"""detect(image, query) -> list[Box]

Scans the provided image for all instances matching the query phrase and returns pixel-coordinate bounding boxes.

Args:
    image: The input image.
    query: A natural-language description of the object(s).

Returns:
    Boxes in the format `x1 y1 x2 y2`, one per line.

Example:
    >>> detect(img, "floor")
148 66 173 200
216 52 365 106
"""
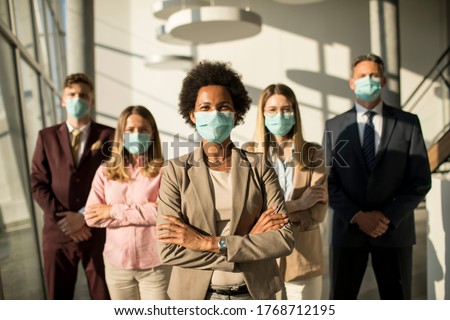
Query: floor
0 208 427 300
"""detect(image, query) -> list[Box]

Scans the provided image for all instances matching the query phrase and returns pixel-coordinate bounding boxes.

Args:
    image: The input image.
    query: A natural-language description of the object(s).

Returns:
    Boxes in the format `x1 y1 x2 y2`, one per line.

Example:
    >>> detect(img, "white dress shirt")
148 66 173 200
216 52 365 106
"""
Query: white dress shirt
66 121 91 165
355 102 383 154
272 149 295 201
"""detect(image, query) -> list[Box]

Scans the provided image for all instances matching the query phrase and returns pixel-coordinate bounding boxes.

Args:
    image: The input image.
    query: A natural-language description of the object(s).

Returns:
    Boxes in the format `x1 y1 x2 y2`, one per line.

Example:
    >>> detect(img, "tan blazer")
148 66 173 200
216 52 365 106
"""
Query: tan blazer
278 143 327 282
156 146 294 300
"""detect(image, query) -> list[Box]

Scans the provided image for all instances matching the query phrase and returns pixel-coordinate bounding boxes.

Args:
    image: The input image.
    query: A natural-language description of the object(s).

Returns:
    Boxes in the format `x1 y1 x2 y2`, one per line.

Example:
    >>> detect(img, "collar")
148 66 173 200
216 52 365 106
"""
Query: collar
66 121 92 134
355 101 383 117
269 144 294 165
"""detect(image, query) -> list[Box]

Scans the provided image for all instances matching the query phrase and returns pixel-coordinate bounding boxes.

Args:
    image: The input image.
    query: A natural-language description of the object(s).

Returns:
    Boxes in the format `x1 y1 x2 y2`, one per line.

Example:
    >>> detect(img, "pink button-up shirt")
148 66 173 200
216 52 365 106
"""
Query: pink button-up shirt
86 164 162 270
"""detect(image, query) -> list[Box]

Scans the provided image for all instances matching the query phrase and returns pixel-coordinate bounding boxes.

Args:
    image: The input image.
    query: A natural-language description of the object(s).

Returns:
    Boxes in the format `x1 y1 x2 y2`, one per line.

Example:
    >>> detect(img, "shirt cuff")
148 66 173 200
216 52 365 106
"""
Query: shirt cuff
350 211 361 224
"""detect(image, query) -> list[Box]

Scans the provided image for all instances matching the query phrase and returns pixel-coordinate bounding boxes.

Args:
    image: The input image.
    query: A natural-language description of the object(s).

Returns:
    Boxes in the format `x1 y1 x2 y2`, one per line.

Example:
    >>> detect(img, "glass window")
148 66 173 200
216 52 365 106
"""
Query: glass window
45 2 60 91
35 0 51 77
42 84 56 127
52 0 63 25
0 35 45 299
54 92 63 123
20 59 44 164
12 0 37 59
53 18 65 91
0 0 10 28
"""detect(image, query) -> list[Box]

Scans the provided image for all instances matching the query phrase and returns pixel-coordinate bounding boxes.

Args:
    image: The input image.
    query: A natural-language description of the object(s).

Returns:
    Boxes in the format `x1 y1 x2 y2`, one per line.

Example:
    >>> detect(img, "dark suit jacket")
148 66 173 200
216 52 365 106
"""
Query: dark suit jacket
31 121 115 244
324 104 431 247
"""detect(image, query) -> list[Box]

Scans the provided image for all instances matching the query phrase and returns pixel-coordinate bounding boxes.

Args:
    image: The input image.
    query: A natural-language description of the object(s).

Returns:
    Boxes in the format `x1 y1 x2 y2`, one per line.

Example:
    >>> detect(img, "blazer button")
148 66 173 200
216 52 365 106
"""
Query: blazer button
76 198 80 202
75 178 80 182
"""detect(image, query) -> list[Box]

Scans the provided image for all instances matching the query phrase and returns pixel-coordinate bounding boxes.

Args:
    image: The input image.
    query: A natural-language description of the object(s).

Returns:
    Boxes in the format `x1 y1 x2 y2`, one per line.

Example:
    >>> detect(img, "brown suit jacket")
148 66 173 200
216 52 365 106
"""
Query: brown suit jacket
278 143 327 282
156 147 294 300
31 122 115 243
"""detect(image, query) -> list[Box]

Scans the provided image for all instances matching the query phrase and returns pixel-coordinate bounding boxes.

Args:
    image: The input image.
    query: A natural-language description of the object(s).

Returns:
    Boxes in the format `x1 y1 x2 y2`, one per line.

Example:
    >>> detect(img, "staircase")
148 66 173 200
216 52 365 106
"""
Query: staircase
428 127 450 173
402 46 450 174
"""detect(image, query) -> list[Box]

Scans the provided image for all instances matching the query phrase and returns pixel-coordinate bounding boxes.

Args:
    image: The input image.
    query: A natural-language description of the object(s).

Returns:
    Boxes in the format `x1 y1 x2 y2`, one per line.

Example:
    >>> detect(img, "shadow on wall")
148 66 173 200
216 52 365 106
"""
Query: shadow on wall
443 180 450 299
426 231 443 299
427 178 450 299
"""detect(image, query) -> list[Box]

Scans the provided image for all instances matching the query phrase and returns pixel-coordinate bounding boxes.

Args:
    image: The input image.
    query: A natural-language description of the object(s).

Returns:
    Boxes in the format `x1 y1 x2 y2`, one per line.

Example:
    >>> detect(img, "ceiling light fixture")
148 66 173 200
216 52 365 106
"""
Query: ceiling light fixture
152 0 209 20
145 54 194 70
156 24 193 45
273 0 327 4
165 4 262 44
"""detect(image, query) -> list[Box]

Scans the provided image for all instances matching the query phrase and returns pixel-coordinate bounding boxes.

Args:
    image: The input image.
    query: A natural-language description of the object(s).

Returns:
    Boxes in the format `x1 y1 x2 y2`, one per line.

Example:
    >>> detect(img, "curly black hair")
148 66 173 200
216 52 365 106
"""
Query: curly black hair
178 60 252 127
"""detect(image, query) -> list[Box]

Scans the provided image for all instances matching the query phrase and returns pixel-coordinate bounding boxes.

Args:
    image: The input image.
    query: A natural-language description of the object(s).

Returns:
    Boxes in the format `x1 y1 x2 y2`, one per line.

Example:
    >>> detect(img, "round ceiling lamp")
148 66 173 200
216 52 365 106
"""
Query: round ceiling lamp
156 24 193 45
152 0 210 20
166 6 262 44
273 0 326 4
145 54 194 70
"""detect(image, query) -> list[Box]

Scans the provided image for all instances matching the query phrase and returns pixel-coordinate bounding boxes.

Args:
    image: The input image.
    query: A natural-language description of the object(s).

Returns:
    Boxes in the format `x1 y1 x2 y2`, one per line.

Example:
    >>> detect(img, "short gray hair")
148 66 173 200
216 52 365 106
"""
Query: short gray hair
351 53 385 75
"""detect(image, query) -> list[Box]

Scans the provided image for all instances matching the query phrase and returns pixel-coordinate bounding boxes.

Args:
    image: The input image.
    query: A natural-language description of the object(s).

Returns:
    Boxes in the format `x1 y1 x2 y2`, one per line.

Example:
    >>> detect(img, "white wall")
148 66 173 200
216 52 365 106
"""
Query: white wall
93 0 449 300
400 0 450 146
94 0 449 157
427 176 450 299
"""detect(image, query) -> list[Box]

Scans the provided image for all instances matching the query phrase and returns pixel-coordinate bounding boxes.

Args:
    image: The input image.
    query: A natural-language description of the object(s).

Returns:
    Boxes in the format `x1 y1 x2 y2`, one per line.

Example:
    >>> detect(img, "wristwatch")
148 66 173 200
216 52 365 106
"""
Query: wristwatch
218 236 227 256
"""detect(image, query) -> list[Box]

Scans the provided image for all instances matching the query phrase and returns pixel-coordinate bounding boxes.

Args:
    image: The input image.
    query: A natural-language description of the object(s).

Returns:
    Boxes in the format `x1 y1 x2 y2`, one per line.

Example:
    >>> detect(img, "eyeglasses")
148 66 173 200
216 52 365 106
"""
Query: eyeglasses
263 108 294 116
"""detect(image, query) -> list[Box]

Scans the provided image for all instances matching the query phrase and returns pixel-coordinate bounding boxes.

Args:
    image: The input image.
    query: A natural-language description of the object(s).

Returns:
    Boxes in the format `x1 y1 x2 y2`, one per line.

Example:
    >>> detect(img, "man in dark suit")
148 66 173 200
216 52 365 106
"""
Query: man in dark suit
323 54 431 299
31 73 114 299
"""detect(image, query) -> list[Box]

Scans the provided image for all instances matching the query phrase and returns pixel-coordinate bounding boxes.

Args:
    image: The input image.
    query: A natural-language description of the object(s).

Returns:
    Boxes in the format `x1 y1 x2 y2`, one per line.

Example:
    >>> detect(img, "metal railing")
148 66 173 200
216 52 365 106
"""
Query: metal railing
402 45 450 112
401 47 450 161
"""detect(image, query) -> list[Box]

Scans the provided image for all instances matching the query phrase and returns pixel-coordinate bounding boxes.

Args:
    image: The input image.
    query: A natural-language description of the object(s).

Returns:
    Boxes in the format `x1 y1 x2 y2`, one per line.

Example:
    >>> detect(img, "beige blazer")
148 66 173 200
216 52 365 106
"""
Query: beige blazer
278 143 327 282
156 146 294 300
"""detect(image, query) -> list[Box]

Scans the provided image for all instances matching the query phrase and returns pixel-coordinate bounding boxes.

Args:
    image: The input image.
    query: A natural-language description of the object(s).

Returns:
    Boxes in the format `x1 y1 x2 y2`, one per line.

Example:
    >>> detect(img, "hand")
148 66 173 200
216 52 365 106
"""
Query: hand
85 204 112 225
353 211 390 238
156 215 216 252
68 225 92 243
56 211 86 235
250 206 289 234
294 185 328 211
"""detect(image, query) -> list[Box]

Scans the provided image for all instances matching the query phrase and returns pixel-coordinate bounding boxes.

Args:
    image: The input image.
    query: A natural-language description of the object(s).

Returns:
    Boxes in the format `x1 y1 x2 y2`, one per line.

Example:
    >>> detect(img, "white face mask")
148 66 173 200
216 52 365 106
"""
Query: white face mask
194 111 235 143
264 112 295 137
65 97 89 119
354 76 381 102
123 132 152 154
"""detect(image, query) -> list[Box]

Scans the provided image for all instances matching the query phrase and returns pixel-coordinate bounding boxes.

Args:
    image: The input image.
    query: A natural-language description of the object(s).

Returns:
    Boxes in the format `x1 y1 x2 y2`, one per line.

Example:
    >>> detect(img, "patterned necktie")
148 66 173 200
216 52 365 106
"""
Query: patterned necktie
71 129 82 165
362 111 376 172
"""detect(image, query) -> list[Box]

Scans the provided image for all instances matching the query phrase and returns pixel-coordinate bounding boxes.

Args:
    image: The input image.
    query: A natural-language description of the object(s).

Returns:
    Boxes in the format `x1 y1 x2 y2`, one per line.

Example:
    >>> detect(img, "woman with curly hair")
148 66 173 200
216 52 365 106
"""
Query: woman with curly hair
156 61 294 300
85 106 171 299
253 84 328 300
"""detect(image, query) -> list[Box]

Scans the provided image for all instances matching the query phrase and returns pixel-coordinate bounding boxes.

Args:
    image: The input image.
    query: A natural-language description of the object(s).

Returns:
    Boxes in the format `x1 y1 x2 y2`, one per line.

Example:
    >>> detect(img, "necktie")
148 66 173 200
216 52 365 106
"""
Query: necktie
71 129 82 165
362 111 376 172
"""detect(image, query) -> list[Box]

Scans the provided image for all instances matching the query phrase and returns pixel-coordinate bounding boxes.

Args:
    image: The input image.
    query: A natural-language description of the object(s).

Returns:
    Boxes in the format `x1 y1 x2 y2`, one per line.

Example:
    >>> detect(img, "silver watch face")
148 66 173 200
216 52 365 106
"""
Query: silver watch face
218 238 227 248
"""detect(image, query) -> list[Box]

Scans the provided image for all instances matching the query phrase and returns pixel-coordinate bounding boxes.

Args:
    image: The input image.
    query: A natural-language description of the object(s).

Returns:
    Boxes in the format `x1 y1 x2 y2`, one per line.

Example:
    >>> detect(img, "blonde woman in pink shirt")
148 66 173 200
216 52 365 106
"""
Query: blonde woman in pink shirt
85 106 170 300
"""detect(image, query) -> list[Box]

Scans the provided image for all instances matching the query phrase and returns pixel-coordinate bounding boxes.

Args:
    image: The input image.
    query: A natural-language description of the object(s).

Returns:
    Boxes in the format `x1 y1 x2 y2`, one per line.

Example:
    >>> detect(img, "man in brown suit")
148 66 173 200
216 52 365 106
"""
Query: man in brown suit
31 73 114 299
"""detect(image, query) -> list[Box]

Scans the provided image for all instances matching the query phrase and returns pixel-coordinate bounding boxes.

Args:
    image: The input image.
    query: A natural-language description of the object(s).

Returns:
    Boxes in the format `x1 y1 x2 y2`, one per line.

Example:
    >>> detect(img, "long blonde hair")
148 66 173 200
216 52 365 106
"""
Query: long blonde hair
105 105 163 181
254 83 310 169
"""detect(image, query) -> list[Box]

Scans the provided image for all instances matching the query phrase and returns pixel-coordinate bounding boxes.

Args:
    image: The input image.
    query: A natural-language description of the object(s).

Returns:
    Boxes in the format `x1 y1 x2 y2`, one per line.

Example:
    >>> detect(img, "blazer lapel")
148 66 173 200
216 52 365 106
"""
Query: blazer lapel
373 104 396 169
58 123 75 168
78 122 99 167
291 165 309 200
228 148 250 236
342 108 366 169
187 147 216 235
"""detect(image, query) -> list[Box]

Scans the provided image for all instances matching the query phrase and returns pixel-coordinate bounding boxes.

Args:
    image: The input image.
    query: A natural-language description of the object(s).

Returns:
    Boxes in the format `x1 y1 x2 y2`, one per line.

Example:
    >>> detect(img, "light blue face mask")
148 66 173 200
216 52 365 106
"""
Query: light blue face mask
354 76 381 102
123 132 152 155
65 97 90 119
195 111 235 143
264 112 295 137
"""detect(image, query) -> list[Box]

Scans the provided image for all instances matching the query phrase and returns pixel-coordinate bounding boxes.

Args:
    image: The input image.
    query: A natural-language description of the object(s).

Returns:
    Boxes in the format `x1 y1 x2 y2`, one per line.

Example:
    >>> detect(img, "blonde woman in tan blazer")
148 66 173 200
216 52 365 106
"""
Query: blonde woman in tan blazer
253 84 328 300
156 61 294 300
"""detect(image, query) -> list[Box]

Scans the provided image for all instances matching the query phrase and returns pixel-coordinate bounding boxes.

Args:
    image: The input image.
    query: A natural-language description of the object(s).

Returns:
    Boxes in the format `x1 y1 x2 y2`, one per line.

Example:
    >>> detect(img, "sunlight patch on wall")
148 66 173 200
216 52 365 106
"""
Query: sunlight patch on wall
324 42 351 80
326 94 352 117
